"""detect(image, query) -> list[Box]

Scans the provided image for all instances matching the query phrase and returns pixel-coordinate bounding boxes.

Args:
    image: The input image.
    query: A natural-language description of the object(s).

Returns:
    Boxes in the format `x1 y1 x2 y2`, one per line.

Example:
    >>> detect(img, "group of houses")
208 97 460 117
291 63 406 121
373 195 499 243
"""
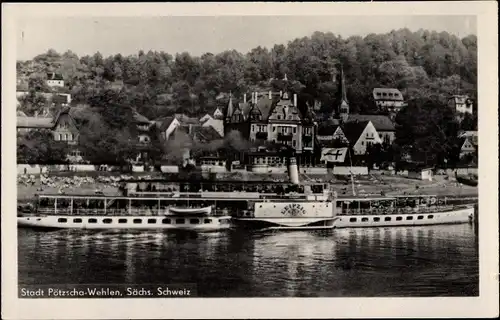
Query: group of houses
16 70 477 168
16 72 72 109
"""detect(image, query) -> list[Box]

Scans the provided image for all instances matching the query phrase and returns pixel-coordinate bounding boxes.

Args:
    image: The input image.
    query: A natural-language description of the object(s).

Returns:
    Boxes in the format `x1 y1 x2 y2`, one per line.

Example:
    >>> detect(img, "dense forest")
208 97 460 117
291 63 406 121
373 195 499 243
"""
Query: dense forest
17 28 477 120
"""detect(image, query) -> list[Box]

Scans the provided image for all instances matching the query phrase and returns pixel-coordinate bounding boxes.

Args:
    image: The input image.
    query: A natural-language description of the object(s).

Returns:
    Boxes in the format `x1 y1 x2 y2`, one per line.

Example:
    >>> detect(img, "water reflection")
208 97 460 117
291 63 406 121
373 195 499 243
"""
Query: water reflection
18 224 478 297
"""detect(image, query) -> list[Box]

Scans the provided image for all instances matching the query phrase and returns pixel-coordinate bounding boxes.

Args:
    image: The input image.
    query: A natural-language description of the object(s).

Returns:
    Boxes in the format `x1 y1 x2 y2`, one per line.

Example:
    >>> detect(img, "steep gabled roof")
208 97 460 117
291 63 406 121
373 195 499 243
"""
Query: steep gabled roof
347 114 395 131
154 116 176 131
238 102 252 119
191 125 222 142
317 123 341 136
174 113 199 125
255 95 276 121
342 120 370 145
133 111 150 124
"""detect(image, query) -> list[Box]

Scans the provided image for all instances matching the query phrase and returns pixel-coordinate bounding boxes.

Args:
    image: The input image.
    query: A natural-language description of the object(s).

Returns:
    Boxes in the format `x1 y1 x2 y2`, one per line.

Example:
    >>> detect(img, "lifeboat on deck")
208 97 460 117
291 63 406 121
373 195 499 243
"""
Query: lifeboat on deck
167 206 212 215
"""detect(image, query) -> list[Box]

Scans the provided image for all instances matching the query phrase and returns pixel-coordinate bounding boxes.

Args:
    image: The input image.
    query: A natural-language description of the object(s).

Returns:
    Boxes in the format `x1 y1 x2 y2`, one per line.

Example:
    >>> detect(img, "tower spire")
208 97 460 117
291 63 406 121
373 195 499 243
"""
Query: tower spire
339 64 348 104
225 92 234 121
337 64 349 122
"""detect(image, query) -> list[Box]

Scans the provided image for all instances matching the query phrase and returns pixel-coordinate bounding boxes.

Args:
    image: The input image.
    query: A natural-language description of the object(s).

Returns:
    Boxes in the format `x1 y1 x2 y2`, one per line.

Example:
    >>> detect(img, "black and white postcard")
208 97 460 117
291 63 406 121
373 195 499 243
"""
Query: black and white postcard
2 2 498 319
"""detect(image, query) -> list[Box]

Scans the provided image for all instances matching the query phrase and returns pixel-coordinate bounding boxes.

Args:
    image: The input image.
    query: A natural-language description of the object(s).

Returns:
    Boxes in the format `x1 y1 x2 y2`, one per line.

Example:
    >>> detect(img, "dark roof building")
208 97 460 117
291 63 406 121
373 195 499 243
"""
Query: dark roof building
342 120 370 146
346 114 395 131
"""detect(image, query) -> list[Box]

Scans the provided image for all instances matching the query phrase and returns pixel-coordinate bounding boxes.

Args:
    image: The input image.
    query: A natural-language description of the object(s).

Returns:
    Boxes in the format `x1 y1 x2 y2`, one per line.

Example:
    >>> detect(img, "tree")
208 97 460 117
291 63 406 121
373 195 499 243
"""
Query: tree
18 90 49 116
394 98 459 167
17 130 69 164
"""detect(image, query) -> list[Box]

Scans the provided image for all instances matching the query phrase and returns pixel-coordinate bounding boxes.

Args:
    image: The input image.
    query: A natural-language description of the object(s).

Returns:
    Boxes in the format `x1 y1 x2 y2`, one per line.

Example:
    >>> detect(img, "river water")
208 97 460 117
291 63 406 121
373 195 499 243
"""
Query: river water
18 224 478 297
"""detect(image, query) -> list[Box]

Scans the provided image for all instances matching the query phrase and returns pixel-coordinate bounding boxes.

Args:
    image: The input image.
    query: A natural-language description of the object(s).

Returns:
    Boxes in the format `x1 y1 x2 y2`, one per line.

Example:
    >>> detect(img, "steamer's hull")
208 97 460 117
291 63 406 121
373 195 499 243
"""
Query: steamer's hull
333 207 474 228
17 215 232 231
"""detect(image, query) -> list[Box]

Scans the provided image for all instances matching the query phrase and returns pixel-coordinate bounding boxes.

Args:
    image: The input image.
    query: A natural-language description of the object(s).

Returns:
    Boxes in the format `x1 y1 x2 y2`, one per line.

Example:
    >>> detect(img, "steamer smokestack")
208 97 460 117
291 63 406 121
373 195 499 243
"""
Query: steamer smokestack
287 156 300 185
244 93 247 104
293 93 297 107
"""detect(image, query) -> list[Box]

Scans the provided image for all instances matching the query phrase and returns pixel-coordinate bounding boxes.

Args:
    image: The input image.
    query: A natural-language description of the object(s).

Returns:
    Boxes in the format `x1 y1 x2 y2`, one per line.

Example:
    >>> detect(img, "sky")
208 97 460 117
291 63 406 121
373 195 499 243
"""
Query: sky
16 15 476 60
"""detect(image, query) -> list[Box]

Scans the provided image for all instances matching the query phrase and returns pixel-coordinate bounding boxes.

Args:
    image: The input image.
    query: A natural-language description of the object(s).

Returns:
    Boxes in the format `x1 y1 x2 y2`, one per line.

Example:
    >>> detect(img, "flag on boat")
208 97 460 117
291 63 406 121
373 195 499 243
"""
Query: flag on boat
321 147 348 163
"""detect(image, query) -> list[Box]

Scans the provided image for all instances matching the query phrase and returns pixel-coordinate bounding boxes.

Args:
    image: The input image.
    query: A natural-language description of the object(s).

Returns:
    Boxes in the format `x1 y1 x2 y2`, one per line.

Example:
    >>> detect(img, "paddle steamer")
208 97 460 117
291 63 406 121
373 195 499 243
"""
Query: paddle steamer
17 157 476 230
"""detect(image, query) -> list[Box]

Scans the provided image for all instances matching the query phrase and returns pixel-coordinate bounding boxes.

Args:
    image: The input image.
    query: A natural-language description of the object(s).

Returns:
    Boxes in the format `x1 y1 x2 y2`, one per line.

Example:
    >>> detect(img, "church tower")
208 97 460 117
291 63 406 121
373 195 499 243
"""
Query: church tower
337 64 349 123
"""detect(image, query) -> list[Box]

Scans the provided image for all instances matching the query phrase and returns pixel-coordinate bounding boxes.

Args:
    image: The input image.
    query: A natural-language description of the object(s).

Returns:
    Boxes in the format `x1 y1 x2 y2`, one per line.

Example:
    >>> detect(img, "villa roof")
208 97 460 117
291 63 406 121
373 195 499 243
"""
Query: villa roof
347 114 395 131
254 95 275 121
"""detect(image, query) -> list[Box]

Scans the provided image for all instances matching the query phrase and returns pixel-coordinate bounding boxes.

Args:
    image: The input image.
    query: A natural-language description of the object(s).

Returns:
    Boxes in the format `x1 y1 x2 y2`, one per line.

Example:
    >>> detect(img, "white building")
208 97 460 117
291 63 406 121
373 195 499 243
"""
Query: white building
448 95 474 115
373 88 407 112
46 72 64 88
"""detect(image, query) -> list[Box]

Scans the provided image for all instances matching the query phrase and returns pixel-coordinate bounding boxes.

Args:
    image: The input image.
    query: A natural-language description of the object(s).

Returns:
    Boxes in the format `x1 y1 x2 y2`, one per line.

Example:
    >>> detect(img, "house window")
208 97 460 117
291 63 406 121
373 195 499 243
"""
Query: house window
68 133 73 141
293 127 296 134
292 140 296 147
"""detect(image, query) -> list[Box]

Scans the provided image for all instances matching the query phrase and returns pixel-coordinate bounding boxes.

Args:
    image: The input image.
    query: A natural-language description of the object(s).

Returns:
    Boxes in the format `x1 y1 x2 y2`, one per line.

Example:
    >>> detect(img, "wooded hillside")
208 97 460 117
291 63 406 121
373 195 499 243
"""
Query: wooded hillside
17 28 477 119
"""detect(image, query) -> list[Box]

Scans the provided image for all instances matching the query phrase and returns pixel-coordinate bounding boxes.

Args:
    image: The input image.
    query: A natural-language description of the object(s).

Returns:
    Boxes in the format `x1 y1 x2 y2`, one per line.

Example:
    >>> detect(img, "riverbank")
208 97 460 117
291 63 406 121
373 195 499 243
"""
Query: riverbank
17 170 478 204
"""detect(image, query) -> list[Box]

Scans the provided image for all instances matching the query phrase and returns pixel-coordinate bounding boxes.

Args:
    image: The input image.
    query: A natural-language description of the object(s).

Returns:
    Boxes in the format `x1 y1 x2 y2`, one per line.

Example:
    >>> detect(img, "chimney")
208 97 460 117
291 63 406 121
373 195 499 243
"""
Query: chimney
293 94 297 107
254 92 259 104
251 92 255 104
244 93 247 104
287 156 300 185
269 91 272 99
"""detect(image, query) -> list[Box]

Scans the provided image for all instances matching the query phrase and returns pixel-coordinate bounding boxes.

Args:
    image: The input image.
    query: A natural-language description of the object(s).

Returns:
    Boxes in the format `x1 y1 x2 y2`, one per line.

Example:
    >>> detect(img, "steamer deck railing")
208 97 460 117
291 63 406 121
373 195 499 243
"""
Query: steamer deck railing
33 208 232 217
337 204 472 216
